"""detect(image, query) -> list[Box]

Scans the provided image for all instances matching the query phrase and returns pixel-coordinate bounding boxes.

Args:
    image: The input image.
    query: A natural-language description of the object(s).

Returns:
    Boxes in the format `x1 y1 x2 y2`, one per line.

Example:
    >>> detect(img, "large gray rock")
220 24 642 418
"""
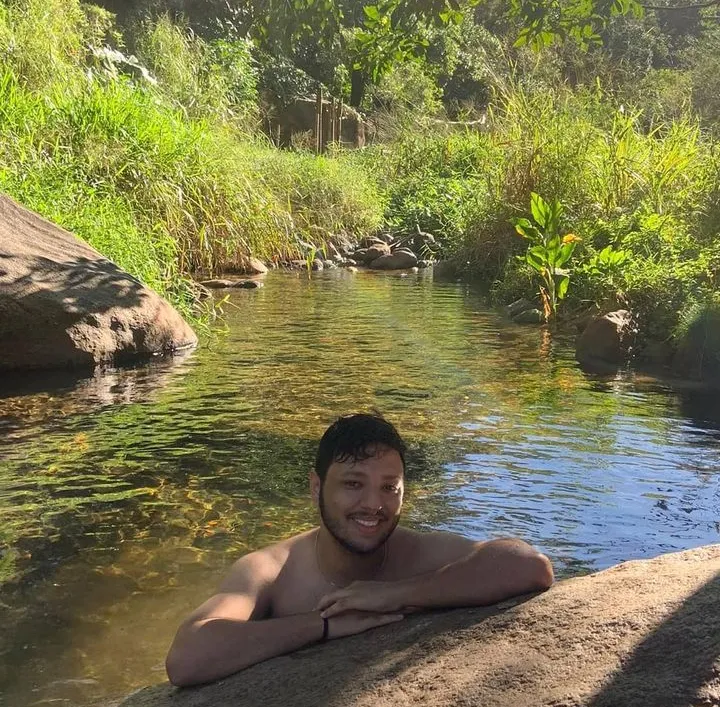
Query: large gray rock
370 250 418 270
576 309 635 367
122 545 720 707
0 194 197 371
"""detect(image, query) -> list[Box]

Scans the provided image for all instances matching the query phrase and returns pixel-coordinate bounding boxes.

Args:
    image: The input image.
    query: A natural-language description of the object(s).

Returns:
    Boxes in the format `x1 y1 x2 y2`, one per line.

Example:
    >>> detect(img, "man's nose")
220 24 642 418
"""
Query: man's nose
359 486 383 512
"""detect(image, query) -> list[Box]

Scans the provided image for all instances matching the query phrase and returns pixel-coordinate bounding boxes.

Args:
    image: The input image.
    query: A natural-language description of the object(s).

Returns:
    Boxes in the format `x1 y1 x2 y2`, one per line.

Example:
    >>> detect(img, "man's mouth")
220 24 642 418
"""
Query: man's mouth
349 516 385 533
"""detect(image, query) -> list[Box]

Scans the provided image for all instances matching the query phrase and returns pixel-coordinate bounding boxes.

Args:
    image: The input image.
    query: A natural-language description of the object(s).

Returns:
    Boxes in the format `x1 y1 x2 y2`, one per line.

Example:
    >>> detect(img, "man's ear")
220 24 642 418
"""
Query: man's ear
310 471 321 506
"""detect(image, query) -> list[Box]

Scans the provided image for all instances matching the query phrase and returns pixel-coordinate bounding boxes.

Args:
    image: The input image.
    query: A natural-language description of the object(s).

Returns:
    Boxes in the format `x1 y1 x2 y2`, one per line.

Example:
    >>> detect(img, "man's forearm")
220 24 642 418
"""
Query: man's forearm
396 539 553 609
166 611 324 686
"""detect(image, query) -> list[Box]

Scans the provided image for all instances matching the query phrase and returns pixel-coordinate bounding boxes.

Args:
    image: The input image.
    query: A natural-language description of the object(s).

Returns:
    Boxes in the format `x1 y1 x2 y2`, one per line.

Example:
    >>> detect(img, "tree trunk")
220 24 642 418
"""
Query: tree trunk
350 69 367 109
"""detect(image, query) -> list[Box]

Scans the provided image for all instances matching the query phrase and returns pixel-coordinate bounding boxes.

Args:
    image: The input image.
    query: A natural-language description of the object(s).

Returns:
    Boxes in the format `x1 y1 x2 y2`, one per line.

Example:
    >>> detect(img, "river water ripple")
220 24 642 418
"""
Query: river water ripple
1 270 719 706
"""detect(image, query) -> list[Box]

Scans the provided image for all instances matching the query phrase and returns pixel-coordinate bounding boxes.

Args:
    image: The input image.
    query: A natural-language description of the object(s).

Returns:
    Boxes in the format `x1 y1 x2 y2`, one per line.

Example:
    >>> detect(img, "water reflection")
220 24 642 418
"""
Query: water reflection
1 270 719 707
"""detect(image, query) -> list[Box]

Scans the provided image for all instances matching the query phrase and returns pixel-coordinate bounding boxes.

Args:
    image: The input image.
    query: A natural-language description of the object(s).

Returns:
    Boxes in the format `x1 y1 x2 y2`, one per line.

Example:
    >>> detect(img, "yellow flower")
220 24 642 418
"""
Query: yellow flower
562 233 582 244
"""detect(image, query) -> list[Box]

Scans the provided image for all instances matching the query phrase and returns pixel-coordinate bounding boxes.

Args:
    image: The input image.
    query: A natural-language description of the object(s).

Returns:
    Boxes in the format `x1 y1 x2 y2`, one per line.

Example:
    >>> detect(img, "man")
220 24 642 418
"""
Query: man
166 413 553 687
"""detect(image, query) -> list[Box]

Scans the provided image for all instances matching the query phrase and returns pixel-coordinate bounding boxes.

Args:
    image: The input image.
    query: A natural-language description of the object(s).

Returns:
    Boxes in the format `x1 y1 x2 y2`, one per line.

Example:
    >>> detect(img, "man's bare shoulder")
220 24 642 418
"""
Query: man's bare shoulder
389 526 479 577
218 528 315 593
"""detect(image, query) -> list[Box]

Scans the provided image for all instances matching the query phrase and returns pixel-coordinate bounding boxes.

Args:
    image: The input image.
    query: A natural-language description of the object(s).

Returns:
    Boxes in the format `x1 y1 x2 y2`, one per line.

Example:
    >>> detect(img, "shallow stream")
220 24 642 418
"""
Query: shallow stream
1 270 719 706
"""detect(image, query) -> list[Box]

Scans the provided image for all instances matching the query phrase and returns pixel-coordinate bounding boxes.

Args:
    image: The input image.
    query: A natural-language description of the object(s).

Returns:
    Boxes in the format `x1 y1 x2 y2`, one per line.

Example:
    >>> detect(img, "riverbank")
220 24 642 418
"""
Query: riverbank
1 1 718 362
121 544 720 707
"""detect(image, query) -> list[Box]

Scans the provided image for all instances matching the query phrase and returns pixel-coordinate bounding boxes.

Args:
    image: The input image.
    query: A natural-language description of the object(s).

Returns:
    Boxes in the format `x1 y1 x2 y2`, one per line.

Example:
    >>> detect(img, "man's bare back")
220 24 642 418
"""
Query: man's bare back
166 414 553 687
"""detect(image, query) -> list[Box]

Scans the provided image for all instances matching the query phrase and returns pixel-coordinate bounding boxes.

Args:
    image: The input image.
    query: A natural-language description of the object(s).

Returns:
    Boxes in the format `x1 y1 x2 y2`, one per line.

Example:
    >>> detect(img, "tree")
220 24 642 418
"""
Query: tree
95 0 658 107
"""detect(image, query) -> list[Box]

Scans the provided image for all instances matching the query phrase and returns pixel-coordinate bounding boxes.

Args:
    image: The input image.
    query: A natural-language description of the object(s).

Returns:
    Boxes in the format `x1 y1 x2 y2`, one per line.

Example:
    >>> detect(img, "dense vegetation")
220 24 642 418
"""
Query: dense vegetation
1 0 719 360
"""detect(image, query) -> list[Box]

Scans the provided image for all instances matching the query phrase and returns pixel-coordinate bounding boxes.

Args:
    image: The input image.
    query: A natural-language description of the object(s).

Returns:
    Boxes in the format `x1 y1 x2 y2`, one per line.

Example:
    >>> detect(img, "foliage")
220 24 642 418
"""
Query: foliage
509 0 644 50
674 292 720 379
511 193 581 321
0 1 384 320
135 14 258 123
364 129 501 251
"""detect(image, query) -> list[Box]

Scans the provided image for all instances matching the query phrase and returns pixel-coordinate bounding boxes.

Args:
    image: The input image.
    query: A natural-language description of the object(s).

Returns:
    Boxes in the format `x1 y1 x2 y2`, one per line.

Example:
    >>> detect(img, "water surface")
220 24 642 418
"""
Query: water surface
1 270 719 706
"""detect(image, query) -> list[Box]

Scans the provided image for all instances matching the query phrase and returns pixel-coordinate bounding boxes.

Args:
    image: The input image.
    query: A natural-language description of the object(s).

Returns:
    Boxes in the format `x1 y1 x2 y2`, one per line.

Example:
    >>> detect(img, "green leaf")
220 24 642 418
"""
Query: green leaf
363 5 380 21
526 245 547 272
556 241 576 267
557 275 570 300
530 192 548 228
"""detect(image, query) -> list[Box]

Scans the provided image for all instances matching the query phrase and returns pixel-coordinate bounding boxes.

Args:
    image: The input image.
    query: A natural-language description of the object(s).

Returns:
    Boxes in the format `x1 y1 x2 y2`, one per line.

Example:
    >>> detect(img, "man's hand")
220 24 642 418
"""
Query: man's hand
325 609 404 638
316 581 410 619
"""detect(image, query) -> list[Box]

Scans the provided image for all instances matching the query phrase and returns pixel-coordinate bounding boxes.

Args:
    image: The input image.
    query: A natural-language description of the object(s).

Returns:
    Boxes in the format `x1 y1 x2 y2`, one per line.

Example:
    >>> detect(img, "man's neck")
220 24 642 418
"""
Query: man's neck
315 527 387 587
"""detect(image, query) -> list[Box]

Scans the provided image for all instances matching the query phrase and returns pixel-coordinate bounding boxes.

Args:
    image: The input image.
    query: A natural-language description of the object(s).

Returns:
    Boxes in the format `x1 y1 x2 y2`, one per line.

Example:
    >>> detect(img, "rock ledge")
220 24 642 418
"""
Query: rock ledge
122 544 720 707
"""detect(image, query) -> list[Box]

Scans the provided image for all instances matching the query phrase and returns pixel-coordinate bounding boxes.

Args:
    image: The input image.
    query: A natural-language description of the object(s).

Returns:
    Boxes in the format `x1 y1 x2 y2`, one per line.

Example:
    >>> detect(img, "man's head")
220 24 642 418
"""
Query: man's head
311 413 407 555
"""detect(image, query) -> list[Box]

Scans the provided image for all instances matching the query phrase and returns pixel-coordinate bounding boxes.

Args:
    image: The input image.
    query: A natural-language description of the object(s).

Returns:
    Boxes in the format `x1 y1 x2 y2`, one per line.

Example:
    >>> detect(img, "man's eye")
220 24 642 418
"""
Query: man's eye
383 485 399 493
344 481 361 489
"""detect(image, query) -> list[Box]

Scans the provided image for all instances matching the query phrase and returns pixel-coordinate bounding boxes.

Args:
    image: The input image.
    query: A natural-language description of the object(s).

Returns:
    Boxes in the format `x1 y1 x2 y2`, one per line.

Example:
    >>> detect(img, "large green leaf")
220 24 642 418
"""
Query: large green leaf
530 192 549 229
557 274 570 300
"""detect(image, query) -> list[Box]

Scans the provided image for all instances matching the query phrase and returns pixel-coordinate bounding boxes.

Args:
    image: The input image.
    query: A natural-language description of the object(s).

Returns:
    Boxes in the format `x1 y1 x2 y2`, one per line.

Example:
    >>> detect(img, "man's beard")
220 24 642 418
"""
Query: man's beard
318 484 399 555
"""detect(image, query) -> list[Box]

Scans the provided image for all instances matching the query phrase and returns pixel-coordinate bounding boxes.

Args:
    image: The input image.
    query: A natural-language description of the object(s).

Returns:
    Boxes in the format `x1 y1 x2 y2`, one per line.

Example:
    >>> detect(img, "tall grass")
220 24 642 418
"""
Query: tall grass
376 80 719 338
0 0 384 317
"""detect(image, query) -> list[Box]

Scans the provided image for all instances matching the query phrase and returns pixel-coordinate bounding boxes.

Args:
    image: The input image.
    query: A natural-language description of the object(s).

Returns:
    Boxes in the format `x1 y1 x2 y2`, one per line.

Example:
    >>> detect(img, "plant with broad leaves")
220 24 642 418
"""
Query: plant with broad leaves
511 193 581 322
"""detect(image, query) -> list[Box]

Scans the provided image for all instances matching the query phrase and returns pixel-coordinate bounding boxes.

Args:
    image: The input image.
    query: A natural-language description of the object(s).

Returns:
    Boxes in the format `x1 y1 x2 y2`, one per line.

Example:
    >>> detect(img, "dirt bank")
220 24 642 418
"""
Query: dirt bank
122 545 720 707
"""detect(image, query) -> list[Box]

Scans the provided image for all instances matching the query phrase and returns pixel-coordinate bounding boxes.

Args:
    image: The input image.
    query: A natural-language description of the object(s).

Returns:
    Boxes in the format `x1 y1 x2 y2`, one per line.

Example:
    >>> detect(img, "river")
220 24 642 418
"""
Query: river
1 269 719 706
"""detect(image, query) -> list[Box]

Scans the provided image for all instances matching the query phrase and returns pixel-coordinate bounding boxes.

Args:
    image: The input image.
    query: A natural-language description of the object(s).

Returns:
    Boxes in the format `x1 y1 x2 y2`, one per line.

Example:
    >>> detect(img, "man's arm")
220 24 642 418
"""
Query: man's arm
165 550 323 686
317 534 553 618
166 549 404 687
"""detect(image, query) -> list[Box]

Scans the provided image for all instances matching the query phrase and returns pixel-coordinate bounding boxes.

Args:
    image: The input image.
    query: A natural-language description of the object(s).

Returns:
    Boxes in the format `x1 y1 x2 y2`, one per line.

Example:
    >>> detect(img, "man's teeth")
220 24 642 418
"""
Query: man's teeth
353 518 379 527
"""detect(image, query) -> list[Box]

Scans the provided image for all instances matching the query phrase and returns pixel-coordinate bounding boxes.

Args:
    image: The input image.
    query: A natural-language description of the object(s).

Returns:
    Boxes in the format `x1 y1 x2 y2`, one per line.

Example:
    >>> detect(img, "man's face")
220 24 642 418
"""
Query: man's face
313 445 404 555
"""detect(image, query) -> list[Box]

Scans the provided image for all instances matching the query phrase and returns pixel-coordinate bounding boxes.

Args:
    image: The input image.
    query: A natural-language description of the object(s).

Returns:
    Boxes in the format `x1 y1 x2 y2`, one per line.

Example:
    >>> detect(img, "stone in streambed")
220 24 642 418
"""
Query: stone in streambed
370 250 418 270
245 258 267 275
505 298 534 318
200 279 235 289
0 193 197 371
576 309 635 367
364 243 392 263
513 308 545 324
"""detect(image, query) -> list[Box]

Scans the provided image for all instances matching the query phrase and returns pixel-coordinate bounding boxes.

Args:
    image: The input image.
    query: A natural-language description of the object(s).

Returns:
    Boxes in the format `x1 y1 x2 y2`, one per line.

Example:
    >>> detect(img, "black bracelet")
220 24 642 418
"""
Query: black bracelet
320 616 329 643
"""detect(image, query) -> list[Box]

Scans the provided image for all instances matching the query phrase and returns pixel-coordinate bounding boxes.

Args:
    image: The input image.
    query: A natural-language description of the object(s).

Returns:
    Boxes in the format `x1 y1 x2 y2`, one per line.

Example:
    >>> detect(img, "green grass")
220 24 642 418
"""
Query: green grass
0 0 384 319
374 82 720 342
1 0 717 347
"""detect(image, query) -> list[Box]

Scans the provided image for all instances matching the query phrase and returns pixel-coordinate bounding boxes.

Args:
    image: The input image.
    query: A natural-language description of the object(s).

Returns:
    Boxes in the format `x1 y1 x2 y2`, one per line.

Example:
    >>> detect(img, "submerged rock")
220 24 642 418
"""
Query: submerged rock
0 194 197 371
505 298 534 318
200 279 263 289
200 279 235 288
234 280 264 289
121 545 720 707
513 307 544 324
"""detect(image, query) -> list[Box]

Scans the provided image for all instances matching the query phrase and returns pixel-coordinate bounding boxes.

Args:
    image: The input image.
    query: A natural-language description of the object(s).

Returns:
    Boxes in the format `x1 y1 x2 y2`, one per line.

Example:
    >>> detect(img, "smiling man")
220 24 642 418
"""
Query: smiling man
166 413 554 687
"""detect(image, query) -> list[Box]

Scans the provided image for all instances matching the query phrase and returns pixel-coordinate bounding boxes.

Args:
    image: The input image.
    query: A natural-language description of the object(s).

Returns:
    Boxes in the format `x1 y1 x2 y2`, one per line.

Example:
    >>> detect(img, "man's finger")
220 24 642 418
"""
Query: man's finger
315 592 343 611
374 613 404 625
320 600 348 618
